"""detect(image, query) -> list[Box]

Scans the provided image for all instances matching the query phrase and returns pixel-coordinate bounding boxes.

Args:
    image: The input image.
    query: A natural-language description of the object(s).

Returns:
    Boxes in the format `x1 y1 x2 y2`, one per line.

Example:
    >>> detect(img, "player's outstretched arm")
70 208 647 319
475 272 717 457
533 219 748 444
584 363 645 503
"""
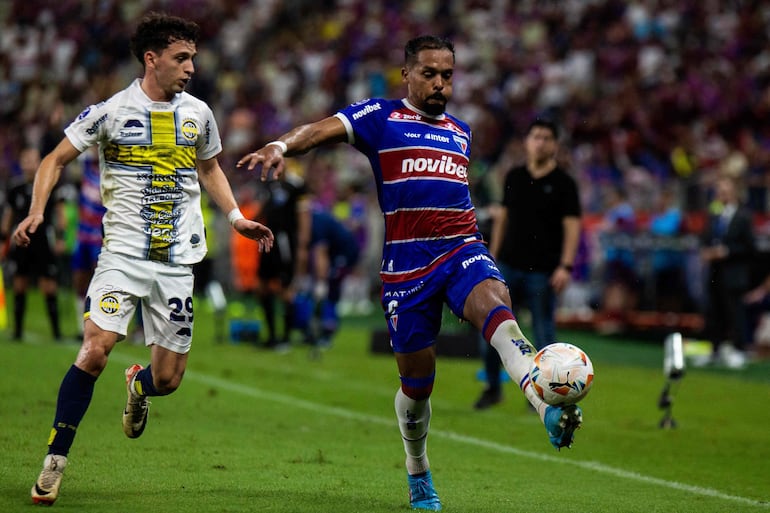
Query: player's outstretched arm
197 156 274 252
13 138 80 247
236 116 348 181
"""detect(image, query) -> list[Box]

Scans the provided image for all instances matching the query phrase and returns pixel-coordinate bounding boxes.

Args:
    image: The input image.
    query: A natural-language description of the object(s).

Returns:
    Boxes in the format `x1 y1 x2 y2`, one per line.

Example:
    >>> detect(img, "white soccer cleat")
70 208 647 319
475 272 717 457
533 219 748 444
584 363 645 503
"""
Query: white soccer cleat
31 454 67 505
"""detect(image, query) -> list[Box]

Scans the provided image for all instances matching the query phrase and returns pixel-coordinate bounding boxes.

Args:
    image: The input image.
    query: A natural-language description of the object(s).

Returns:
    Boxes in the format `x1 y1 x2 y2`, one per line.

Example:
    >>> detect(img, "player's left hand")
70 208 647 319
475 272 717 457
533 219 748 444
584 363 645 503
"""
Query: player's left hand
233 219 274 252
236 145 286 182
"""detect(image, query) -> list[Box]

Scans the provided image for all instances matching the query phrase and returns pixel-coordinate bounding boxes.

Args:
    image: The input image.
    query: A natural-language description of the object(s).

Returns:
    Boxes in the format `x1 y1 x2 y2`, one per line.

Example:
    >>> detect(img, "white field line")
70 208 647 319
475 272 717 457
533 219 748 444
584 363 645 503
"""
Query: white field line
106 351 769 509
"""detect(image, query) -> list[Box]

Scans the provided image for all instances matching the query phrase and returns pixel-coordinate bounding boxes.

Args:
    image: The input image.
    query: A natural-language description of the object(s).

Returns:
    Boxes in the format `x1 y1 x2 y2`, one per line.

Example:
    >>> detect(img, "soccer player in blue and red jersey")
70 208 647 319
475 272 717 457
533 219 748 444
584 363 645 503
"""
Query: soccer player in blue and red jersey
239 35 584 511
71 150 107 332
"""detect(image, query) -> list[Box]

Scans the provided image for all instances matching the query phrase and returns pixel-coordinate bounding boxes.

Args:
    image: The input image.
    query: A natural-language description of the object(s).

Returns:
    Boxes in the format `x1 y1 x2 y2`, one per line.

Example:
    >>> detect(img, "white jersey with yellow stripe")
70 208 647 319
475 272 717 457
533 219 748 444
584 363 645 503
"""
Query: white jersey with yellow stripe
65 79 222 265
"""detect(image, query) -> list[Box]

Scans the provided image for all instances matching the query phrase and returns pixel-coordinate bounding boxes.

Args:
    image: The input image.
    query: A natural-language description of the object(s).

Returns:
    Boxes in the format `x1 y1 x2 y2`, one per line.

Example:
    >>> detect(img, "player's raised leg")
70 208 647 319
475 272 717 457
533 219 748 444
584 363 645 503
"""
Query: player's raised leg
466 280 584 449
484 304 583 448
124 342 189 438
123 363 150 438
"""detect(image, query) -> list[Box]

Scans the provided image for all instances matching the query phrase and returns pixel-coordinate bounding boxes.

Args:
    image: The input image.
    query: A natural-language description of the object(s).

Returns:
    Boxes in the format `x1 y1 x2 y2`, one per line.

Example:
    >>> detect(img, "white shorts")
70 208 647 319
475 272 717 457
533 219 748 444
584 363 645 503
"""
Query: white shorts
85 249 195 354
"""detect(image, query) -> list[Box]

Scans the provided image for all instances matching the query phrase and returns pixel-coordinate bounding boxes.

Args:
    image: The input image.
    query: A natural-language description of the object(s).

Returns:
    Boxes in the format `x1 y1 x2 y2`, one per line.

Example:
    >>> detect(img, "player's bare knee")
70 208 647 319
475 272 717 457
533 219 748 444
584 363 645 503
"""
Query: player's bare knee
74 340 110 375
464 279 511 328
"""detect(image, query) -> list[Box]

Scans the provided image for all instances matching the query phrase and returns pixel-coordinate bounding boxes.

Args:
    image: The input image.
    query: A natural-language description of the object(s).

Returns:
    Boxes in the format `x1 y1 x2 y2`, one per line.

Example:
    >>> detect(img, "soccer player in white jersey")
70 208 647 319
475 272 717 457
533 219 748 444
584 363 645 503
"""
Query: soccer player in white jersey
238 35 584 511
14 12 274 506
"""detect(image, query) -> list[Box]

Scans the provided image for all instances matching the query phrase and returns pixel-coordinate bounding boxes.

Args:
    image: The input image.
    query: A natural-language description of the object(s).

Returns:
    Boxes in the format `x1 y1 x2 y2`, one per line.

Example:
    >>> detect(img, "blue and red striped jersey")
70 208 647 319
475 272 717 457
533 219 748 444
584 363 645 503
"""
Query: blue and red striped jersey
77 153 106 246
335 98 481 284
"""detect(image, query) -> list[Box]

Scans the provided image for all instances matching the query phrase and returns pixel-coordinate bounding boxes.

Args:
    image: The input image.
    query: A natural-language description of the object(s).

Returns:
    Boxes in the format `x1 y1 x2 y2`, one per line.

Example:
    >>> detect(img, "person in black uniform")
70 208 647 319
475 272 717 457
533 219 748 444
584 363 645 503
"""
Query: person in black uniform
255 170 308 349
474 118 582 409
0 147 63 340
700 174 755 368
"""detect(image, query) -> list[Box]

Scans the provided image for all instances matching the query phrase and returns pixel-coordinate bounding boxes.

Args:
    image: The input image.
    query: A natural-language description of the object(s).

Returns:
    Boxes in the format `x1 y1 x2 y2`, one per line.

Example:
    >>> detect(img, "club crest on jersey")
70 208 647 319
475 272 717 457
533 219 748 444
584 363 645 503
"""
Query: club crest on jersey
181 119 199 141
453 135 468 153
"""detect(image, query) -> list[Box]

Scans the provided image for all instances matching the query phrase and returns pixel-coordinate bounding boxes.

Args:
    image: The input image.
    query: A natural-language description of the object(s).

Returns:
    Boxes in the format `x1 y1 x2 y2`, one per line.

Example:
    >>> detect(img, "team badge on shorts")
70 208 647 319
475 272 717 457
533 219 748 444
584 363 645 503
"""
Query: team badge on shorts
99 294 120 315
387 300 399 331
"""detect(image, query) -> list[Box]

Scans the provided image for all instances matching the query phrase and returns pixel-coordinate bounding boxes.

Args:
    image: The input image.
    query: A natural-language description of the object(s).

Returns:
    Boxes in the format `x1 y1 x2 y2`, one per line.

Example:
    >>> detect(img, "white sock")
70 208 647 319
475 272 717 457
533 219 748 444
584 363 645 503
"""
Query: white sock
394 388 431 475
488 319 548 420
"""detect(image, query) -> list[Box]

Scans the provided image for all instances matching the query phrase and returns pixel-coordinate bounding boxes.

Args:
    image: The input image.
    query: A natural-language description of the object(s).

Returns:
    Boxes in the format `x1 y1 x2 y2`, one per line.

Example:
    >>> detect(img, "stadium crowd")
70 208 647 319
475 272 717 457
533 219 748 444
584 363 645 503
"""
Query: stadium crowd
2 0 770 348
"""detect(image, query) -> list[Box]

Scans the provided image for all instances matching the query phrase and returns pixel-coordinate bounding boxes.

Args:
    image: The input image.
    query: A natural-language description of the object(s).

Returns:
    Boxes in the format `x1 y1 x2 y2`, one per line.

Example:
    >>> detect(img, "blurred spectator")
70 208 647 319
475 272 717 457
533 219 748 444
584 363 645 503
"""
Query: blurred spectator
293 208 360 351
229 184 262 312
0 146 62 340
700 175 756 368
596 184 638 334
254 166 309 349
331 178 374 316
745 271 770 352
649 186 688 312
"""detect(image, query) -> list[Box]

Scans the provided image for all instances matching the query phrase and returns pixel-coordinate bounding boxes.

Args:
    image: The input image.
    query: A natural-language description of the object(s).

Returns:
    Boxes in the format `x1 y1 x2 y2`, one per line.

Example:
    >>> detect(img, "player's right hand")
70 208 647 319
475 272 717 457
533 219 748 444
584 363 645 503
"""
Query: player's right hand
232 218 274 253
236 144 286 182
12 214 44 247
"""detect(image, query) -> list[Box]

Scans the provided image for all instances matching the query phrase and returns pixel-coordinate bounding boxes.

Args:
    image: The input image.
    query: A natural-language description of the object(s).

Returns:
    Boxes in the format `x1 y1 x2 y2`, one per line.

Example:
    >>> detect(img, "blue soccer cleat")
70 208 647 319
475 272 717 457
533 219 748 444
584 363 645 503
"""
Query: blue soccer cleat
544 404 583 449
407 470 442 511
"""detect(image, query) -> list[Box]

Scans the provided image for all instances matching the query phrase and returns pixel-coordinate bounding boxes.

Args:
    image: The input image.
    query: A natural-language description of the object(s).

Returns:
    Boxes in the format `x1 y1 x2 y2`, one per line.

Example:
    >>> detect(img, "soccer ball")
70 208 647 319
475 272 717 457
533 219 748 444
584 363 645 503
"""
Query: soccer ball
530 342 594 406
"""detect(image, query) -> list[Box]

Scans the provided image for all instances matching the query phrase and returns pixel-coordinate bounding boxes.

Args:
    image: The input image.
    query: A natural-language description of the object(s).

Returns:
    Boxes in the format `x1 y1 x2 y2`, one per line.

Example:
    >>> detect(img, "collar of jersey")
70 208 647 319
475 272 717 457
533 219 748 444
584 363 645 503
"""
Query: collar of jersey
401 98 446 120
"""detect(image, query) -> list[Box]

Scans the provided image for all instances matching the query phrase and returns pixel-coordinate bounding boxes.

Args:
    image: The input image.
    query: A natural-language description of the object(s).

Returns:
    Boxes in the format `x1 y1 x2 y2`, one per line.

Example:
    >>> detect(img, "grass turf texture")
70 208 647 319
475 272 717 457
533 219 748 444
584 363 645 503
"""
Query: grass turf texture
1 291 769 512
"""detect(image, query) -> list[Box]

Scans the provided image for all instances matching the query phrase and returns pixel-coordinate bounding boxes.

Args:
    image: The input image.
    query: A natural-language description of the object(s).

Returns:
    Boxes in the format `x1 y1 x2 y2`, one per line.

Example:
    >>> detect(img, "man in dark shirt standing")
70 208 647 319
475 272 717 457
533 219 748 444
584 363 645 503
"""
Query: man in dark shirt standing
255 171 308 349
475 118 582 409
0 146 63 341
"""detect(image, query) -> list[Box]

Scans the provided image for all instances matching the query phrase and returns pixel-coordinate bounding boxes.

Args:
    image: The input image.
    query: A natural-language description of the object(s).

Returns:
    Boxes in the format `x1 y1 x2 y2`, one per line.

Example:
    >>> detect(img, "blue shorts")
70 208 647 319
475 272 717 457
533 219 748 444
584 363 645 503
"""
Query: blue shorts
380 242 505 354
71 241 102 272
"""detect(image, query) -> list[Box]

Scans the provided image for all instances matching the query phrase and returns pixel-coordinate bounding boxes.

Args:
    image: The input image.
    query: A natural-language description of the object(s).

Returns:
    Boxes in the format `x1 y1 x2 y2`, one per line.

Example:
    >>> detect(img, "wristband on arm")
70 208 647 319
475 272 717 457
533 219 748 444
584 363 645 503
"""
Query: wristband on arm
266 140 287 154
227 208 245 226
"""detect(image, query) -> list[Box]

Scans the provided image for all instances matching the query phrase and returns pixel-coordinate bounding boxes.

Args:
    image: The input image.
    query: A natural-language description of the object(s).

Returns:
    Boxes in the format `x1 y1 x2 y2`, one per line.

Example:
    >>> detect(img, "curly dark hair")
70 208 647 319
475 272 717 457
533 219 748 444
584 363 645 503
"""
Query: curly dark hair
129 12 200 66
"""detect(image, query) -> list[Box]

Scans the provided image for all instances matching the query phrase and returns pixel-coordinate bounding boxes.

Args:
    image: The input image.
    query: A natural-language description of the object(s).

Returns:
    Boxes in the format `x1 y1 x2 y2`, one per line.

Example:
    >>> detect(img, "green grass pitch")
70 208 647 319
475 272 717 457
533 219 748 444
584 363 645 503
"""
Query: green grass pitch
1 291 769 512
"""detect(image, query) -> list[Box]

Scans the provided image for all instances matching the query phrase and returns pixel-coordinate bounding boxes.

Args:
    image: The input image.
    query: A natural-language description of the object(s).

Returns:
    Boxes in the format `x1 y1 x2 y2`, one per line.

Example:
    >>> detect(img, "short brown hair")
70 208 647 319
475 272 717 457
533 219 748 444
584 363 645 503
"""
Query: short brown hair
129 12 200 66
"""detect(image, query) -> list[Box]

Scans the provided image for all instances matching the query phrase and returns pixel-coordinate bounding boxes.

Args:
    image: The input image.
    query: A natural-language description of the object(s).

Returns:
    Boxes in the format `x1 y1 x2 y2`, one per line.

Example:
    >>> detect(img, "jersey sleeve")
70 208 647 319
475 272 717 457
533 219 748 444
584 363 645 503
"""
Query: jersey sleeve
196 103 223 161
335 98 388 154
64 101 111 152
562 174 582 217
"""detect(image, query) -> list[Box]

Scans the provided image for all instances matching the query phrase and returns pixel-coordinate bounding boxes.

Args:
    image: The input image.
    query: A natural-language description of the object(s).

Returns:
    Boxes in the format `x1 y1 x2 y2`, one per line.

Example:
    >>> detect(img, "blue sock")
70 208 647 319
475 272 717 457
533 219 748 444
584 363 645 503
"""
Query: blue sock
135 365 163 396
48 365 97 456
